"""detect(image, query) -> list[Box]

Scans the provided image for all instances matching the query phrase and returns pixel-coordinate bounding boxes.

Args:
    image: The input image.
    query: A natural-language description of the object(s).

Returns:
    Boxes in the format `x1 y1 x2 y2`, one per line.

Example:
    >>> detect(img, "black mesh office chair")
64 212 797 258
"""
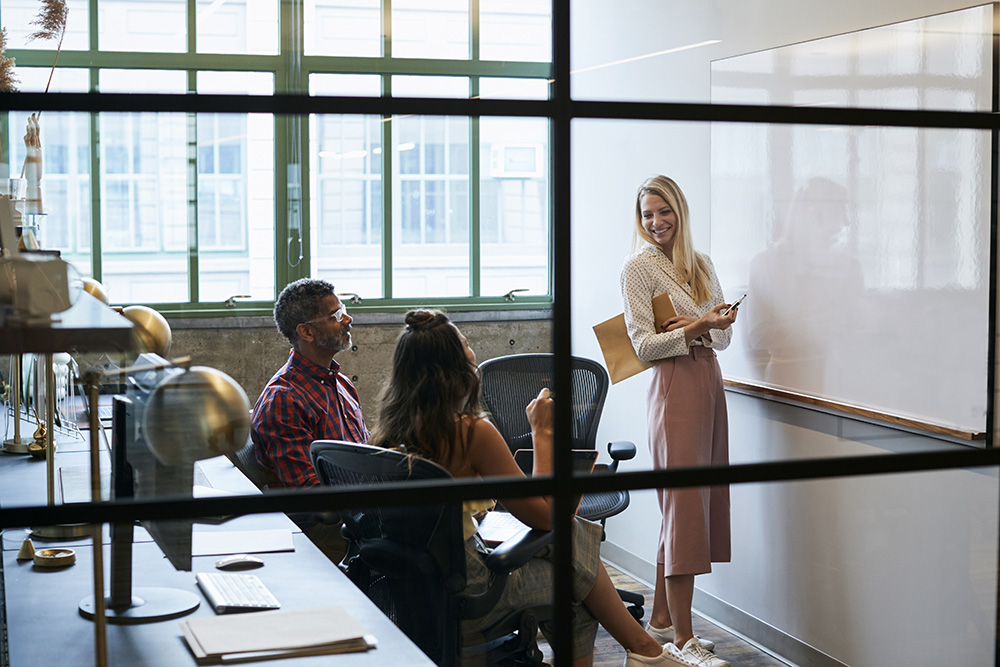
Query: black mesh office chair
310 440 553 667
477 353 644 621
228 434 345 561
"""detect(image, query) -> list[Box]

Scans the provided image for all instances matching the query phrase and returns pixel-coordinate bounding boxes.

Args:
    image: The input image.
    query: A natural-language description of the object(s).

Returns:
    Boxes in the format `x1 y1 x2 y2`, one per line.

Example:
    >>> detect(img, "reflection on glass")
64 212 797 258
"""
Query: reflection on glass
710 5 991 433
744 177 861 390
100 70 188 302
6 67 92 274
196 71 275 302
196 0 279 55
309 74 383 297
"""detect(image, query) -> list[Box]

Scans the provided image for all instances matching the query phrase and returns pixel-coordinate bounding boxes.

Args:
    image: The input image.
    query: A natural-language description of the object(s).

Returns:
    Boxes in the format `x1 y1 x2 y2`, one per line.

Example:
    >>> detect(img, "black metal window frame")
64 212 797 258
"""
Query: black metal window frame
2 1 1000 664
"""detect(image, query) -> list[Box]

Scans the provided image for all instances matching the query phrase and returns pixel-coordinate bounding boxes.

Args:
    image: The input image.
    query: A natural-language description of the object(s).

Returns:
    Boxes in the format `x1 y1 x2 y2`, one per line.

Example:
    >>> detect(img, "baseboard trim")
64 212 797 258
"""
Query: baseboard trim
601 542 848 667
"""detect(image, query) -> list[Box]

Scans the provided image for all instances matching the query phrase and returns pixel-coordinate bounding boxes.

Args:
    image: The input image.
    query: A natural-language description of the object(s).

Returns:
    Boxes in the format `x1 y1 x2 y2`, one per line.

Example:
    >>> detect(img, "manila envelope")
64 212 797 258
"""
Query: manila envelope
593 292 676 384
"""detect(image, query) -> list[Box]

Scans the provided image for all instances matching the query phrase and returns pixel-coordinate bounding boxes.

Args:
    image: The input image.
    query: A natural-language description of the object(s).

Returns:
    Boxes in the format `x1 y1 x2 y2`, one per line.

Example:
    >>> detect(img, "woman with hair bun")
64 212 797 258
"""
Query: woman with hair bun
372 309 692 667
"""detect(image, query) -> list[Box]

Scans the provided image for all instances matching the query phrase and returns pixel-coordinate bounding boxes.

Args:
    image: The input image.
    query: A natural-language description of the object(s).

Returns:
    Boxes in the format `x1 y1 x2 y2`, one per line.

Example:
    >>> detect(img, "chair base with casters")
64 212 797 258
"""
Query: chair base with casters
310 439 553 667
477 354 645 623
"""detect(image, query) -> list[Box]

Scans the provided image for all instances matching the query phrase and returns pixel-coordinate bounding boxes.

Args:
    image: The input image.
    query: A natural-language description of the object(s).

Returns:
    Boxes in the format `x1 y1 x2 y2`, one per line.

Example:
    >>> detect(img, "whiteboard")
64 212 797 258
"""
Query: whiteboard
710 5 994 436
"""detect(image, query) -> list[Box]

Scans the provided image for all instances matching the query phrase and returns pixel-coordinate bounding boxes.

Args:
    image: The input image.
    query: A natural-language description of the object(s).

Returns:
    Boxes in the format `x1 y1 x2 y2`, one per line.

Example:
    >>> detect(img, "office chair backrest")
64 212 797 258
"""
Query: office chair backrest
477 355 644 621
478 353 609 457
309 440 466 665
227 434 280 490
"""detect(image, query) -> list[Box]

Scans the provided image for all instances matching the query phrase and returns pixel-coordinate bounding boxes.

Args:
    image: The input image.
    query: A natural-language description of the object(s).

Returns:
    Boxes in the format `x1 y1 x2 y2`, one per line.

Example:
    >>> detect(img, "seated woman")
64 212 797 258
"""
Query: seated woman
369 309 692 667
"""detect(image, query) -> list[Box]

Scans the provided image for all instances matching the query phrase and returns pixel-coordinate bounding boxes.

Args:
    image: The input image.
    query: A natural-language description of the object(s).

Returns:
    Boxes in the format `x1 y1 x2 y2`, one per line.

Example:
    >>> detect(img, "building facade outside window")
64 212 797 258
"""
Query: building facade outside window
1 0 553 311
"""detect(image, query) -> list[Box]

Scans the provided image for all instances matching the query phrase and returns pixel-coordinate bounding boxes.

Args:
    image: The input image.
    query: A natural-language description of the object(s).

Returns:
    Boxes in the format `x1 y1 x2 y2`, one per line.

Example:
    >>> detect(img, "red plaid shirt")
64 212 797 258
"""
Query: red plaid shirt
251 350 369 488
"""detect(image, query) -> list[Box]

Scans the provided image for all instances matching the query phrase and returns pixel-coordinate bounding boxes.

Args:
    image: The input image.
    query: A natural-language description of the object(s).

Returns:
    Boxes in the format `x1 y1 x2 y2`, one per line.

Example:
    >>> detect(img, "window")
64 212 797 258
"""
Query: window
309 74 383 297
3 0 554 312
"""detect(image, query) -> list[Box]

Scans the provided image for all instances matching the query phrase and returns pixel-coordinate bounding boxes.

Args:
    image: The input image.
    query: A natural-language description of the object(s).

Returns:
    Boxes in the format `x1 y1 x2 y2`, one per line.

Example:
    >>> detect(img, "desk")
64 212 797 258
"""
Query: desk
0 425 435 666
2 536 433 666
0 425 298 553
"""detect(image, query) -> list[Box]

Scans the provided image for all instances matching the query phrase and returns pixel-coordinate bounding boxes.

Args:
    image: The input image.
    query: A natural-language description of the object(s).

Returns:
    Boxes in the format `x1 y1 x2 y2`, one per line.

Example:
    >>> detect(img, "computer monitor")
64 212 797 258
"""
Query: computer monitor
79 357 201 624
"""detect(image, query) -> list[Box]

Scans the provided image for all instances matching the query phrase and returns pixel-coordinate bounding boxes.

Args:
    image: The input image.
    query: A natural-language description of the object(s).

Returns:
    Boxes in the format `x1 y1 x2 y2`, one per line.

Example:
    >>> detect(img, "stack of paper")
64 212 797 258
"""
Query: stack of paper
180 606 377 664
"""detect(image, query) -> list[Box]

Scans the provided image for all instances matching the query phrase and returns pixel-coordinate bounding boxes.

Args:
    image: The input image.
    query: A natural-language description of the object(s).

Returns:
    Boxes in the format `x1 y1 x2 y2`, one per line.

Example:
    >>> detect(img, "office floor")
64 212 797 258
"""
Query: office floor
539 564 791 667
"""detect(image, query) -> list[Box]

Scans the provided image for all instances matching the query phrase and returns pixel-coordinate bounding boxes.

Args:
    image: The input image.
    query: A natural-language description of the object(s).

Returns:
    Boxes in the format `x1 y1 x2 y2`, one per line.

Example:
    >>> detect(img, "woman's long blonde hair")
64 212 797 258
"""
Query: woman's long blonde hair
633 175 712 304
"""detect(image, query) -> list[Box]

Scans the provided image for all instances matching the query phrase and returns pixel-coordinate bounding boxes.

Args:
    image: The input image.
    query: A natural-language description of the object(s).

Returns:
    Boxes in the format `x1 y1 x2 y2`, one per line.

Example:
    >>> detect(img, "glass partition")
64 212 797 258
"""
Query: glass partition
1 2 999 667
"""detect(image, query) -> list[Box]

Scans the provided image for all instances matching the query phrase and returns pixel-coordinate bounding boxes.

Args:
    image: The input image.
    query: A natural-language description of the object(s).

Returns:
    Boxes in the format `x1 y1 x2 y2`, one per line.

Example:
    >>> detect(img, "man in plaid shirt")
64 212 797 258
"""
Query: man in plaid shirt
252 278 369 488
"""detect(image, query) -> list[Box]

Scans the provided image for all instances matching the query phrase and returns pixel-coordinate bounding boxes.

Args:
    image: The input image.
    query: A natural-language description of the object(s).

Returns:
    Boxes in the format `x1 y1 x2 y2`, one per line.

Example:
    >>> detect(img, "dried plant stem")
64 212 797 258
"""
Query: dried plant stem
41 26 65 98
23 46 61 182
20 0 70 177
17 27 63 179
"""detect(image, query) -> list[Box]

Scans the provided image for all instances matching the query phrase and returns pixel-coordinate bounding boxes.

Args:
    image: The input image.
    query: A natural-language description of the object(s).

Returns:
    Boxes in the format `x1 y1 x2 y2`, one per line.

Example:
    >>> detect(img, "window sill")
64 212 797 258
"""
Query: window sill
168 308 553 331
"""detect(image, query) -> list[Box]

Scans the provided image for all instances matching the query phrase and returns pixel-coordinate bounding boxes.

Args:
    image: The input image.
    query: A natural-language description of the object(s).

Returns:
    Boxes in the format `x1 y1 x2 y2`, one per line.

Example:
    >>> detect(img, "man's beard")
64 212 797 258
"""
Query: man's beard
316 328 351 354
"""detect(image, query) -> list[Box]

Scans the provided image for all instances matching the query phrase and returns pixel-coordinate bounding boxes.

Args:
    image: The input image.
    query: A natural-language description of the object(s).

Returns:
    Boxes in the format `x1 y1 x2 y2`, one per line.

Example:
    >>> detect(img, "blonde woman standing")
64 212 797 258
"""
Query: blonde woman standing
621 176 739 667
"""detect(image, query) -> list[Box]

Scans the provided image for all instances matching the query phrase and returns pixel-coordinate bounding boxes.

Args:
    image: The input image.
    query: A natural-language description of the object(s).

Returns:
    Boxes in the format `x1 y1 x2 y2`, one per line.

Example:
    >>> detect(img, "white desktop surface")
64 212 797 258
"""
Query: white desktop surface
0 420 435 667
2 535 433 666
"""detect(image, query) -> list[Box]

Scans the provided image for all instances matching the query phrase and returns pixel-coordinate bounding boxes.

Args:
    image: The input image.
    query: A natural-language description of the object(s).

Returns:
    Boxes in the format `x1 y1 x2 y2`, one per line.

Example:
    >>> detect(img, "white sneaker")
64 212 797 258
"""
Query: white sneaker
645 624 716 652
678 636 729 667
624 643 699 667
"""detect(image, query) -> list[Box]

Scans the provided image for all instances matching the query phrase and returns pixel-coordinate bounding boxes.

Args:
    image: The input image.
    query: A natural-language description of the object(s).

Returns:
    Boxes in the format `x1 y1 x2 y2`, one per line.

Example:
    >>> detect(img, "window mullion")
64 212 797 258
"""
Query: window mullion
89 69 101 282
469 0 481 297
470 78 480 297
382 72 393 299
187 71 199 304
275 0 308 288
187 0 196 55
470 0 479 63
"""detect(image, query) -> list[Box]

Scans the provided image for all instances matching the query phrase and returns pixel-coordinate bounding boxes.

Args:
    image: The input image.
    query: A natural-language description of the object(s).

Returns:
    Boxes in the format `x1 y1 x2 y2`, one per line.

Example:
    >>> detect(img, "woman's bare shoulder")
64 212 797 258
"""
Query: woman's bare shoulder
461 414 505 444
461 415 521 478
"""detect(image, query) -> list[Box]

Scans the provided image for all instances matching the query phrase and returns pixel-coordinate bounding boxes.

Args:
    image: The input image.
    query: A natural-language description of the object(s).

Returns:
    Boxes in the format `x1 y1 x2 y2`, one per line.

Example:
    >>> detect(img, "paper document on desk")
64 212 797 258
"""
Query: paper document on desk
59 465 214 504
180 605 377 664
192 529 294 556
593 292 676 384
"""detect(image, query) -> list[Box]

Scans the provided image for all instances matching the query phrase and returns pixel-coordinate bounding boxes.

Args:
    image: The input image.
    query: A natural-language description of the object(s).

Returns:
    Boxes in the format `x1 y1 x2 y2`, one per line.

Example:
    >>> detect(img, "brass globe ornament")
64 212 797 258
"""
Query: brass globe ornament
121 305 172 357
80 277 109 305
141 366 250 466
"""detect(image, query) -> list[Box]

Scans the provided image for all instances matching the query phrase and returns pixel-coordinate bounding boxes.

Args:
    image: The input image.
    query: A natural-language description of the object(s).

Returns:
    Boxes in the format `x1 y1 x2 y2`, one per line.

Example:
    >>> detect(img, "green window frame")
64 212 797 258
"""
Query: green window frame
1 0 555 317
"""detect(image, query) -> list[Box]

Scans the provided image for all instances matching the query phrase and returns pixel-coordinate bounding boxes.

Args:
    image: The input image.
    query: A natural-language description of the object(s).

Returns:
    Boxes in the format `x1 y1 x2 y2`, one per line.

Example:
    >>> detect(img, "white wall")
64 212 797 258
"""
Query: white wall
570 1 999 665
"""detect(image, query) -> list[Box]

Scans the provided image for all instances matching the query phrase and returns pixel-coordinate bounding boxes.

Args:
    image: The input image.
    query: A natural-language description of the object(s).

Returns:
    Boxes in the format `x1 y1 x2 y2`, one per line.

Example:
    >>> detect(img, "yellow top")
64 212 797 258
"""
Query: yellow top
462 498 496 540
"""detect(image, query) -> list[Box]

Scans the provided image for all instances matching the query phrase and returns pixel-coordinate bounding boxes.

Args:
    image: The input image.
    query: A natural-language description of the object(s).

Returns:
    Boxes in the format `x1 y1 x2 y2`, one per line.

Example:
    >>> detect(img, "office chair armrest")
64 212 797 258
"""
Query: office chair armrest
288 510 341 526
607 440 636 472
485 528 554 573
462 529 553 620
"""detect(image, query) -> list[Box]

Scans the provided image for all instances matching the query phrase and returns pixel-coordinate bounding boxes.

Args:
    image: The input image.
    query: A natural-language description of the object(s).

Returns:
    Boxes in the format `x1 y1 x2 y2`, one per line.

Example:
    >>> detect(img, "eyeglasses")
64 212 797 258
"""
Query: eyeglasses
303 304 348 326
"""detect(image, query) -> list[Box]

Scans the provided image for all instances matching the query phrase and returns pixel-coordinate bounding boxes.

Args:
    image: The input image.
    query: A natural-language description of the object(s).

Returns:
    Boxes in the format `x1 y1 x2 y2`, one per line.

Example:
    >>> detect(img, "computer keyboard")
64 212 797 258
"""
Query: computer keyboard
196 572 281 614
